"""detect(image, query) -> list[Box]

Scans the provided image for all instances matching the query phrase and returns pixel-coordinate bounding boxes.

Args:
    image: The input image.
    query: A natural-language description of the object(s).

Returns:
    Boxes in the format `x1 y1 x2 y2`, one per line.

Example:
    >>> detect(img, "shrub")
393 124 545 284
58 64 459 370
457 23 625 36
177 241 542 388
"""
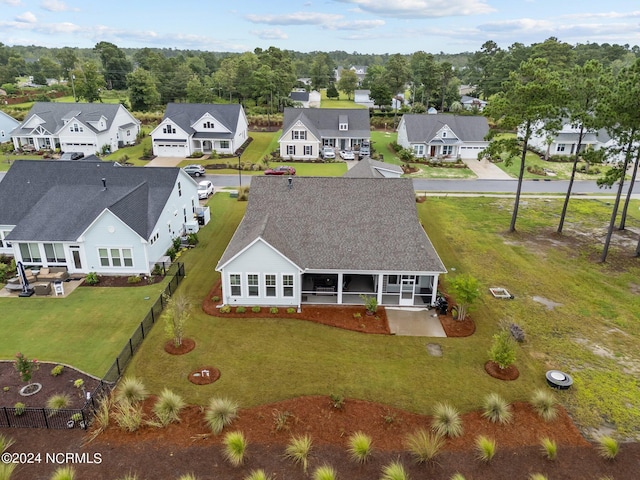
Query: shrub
347 431 373 463
530 389 558 422
116 377 148 405
284 434 313 472
540 437 557 460
211 295 220 302
251 306 261 313
509 322 526 342
431 402 463 438
85 395 112 444
50 466 76 480
114 401 144 432
205 397 239 434
269 307 279 314
85 272 99 285
14 352 38 382
236 306 246 314
46 393 71 414
51 364 64 376
244 469 272 480
353 312 362 319
330 393 344 409
482 393 512 424
286 307 296 314
475 435 496 463
152 388 186 426
73 379 84 390
312 464 337 480
13 402 25 416
405 428 445 464
597 436 619 460
223 430 248 466
488 330 516 369
219 305 231 314
272 409 292 432
380 460 409 480
127 275 142 284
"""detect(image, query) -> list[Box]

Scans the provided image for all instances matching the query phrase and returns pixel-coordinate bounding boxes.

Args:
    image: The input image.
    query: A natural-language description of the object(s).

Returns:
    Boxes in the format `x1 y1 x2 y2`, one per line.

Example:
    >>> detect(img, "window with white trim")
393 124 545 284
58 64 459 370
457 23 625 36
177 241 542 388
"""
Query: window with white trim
413 145 424 156
287 145 295 156
44 243 65 263
162 124 176 134
292 130 307 140
203 121 214 129
230 274 241 296
304 145 312 156
19 243 41 263
0 230 12 248
98 248 133 267
220 140 230 149
265 274 277 297
557 144 566 152
339 123 348 131
442 145 453 155
283 274 294 297
441 130 447 138
248 274 259 296
71 123 83 132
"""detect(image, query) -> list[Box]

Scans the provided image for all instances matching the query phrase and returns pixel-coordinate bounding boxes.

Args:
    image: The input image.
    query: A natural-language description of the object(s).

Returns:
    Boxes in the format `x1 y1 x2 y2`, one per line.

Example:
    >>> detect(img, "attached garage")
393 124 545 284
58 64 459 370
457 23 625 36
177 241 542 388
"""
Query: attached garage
60 142 97 156
153 140 188 158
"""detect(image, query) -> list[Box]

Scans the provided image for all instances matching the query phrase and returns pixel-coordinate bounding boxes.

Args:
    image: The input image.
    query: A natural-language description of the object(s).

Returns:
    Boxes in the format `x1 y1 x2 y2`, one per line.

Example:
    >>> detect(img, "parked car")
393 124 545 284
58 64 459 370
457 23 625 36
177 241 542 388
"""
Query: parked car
358 141 370 159
265 166 296 175
197 180 214 199
59 151 84 161
339 150 355 160
321 146 336 159
183 164 206 177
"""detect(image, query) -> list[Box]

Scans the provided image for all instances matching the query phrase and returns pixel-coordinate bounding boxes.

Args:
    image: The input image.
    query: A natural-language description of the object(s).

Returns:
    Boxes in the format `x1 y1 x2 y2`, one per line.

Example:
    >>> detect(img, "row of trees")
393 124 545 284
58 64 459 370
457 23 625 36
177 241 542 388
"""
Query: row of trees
480 57 640 261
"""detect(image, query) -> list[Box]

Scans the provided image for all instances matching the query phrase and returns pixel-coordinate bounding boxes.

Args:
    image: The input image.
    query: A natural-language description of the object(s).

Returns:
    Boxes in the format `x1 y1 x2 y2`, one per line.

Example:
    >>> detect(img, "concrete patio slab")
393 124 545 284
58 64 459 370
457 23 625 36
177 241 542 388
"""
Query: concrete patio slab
386 307 447 337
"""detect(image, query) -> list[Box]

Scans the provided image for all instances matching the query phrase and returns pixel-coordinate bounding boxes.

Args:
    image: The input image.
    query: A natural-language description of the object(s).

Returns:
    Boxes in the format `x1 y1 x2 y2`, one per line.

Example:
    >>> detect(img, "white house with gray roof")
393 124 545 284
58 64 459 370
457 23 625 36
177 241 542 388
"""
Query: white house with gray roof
279 108 370 160
0 110 19 144
151 103 248 158
0 159 202 276
10 102 139 155
397 114 489 160
216 176 446 308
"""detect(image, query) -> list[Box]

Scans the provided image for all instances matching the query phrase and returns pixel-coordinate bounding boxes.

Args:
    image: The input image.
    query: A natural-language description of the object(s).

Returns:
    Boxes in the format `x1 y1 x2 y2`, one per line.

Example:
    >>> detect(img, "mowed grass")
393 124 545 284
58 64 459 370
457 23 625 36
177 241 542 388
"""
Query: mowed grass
0 281 168 376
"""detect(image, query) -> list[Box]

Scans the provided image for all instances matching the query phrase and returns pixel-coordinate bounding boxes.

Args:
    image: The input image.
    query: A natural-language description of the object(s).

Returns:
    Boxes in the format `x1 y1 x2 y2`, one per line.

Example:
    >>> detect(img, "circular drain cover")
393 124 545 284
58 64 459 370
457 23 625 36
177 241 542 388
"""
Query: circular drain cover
546 370 573 389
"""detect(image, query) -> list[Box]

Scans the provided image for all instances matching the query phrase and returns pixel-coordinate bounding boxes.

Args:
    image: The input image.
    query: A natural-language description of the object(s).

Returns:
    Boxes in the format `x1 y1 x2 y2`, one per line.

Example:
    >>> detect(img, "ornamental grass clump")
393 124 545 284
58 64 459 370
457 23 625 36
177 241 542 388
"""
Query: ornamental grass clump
530 389 558 422
113 401 143 433
116 377 148 405
46 393 71 415
205 397 239 434
529 474 549 480
449 474 466 480
312 464 338 480
244 469 273 480
380 460 410 480
404 428 445 464
431 402 463 438
347 431 373 463
50 466 76 480
284 434 313 472
597 435 619 460
152 388 186 426
539 437 557 460
475 435 496 463
223 430 248 466
482 393 513 425
0 433 15 453
0 462 17 480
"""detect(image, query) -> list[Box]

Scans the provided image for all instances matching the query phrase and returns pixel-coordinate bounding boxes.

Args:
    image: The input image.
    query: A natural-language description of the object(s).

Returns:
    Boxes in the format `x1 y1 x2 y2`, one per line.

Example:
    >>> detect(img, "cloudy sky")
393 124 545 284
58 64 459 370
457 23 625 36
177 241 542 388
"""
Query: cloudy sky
1 0 639 54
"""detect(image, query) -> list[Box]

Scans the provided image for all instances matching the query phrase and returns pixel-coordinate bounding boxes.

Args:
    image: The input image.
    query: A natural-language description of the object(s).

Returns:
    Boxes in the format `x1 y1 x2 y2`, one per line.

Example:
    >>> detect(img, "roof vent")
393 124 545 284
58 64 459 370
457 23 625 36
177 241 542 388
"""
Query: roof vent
287 176 293 189
101 178 107 190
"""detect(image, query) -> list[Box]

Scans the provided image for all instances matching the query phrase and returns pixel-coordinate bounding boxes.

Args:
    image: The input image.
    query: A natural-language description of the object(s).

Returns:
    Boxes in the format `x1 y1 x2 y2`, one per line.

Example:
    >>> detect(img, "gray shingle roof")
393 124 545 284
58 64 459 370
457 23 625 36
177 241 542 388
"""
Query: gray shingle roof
281 108 370 141
0 160 181 242
401 114 489 143
290 91 309 102
163 103 243 138
217 176 446 273
10 102 124 137
343 158 403 178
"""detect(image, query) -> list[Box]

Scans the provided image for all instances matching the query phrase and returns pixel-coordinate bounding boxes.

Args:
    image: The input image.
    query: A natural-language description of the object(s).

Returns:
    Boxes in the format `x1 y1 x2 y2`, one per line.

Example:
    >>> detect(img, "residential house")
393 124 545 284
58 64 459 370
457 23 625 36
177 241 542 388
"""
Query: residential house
279 108 370 160
0 159 206 276
150 103 248 158
343 157 403 178
335 66 367 85
216 176 446 308
10 102 140 155
289 90 321 108
460 95 488 111
0 110 19 144
397 113 489 160
354 90 375 109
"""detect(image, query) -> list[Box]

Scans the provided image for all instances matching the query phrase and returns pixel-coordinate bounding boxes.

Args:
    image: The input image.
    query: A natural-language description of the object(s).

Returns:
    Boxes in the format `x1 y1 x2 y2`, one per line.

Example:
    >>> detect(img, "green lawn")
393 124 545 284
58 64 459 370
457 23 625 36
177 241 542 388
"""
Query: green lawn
320 88 365 109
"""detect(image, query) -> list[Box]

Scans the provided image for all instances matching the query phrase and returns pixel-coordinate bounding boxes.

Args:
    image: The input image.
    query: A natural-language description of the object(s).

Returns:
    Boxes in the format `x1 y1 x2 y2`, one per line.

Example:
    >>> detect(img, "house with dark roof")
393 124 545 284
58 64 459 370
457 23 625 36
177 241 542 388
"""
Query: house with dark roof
10 102 140 155
343 157 403 178
150 103 248 158
279 108 370 160
289 90 321 108
0 159 202 275
216 176 446 308
0 110 19 144
397 114 489 160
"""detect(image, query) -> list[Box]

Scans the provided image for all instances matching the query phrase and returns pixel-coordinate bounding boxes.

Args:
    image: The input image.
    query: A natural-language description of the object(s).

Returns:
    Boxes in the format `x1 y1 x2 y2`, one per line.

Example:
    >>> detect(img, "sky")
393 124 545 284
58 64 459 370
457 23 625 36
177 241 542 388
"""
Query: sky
1 0 639 54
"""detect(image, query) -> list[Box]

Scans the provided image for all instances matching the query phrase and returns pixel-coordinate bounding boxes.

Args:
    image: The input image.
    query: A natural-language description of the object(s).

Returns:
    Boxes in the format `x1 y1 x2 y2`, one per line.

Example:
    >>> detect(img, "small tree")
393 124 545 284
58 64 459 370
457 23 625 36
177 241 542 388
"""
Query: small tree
14 352 38 383
164 293 191 347
488 330 516 370
447 274 481 322
326 83 339 100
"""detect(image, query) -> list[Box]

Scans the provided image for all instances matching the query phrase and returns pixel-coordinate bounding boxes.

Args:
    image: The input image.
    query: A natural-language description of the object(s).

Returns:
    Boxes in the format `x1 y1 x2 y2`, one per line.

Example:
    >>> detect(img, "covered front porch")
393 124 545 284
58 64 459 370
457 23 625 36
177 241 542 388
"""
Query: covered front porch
191 134 233 155
301 272 438 307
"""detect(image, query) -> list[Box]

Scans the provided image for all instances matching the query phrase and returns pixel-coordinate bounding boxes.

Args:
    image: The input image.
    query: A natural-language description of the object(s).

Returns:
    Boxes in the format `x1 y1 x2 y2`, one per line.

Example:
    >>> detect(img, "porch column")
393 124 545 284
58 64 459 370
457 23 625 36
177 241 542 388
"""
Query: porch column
337 273 343 304
430 273 440 305
376 273 383 305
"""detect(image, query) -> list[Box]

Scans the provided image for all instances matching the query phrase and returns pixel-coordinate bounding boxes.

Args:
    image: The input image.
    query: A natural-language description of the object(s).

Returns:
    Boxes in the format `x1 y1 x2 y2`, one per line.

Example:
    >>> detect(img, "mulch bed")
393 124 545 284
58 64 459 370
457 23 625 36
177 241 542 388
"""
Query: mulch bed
81 274 162 287
485 360 520 381
163 338 196 355
188 366 220 385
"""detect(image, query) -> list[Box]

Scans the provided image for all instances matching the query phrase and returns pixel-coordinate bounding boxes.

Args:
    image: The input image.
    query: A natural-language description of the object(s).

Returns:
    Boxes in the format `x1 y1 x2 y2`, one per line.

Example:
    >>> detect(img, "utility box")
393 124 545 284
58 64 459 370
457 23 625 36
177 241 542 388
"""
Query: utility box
184 221 199 234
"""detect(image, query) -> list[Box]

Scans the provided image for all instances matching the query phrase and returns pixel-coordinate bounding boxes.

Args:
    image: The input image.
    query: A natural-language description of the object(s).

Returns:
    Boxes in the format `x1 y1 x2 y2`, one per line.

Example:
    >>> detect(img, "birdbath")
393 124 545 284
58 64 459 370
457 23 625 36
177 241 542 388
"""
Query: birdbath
19 383 42 396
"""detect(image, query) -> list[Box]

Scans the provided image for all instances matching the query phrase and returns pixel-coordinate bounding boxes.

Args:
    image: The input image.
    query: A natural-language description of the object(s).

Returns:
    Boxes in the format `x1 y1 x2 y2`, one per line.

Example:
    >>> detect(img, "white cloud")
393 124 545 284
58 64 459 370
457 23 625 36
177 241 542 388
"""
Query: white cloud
561 10 640 20
332 19 385 30
245 11 343 26
41 0 78 12
15 11 37 23
0 0 23 5
332 0 495 18
251 29 288 40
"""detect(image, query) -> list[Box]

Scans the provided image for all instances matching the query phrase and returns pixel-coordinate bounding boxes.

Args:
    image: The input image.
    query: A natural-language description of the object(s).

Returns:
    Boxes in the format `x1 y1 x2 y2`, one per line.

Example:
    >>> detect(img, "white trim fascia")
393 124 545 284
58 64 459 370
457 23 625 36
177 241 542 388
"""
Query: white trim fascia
216 237 303 273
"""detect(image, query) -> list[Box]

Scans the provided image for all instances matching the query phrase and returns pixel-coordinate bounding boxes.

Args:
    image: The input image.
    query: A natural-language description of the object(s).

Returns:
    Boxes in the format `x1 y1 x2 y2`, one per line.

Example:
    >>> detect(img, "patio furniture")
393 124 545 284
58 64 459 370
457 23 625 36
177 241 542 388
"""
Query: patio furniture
33 282 51 296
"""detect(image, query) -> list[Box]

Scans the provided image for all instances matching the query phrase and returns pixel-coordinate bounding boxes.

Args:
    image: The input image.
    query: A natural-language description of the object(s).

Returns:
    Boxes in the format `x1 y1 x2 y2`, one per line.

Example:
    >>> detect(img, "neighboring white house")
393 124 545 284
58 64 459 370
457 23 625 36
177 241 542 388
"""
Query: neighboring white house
0 110 19 144
289 90 321 108
335 65 367 85
460 95 488 111
10 102 140 155
397 113 490 160
354 90 375 109
279 108 370 160
216 176 446 308
151 103 248 158
0 159 206 275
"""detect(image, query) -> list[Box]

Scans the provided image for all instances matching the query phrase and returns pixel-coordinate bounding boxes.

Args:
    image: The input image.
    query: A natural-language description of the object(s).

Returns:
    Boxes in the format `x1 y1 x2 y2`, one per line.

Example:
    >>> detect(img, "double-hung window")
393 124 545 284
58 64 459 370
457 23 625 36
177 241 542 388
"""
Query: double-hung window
248 274 259 296
283 274 294 297
230 274 241 296
292 130 307 140
98 248 133 267
265 274 277 297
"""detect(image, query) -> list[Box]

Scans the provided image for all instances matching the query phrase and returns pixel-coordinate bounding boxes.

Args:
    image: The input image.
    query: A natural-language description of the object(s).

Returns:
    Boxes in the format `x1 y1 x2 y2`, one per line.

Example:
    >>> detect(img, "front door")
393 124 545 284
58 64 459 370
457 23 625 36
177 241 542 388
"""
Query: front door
70 247 82 270
399 276 415 306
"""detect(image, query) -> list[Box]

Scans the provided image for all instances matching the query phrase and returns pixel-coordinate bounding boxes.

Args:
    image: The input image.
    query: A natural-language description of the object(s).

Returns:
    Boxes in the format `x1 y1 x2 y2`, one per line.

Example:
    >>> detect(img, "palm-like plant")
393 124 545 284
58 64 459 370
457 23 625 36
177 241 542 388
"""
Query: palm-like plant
404 428 445 464
204 397 239 434
223 431 248 466
431 402 463 438
284 434 313 472
347 431 373 463
482 393 512 424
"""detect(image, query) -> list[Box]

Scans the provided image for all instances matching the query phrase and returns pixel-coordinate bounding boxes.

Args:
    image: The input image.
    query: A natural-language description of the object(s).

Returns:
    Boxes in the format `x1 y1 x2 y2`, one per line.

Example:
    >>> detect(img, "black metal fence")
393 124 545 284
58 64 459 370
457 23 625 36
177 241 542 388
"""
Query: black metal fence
0 263 185 429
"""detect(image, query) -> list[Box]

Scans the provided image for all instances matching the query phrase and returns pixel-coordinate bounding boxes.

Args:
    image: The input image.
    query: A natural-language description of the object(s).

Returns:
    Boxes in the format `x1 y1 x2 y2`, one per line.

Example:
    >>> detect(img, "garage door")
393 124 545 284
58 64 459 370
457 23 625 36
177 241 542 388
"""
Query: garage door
155 143 187 157
61 143 97 156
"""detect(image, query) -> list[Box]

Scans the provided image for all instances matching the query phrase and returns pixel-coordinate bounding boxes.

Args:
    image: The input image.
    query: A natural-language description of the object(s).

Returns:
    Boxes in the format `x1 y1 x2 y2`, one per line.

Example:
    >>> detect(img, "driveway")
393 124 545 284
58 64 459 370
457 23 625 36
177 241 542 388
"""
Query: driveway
145 156 183 167
386 307 446 337
461 157 512 179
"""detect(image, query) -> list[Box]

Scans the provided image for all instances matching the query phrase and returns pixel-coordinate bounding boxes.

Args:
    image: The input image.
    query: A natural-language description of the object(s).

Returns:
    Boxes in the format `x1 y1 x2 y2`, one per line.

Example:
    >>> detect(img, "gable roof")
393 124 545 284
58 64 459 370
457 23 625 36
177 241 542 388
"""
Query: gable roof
400 114 489 143
343 157 403 178
161 103 243 139
217 176 446 274
0 160 183 242
290 91 310 102
10 102 128 137
281 108 370 140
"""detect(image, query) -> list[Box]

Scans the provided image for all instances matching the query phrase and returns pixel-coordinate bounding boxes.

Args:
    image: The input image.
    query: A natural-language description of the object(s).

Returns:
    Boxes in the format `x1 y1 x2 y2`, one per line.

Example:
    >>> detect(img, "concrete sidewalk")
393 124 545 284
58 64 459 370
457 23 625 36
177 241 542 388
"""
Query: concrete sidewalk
461 157 512 179
386 307 447 337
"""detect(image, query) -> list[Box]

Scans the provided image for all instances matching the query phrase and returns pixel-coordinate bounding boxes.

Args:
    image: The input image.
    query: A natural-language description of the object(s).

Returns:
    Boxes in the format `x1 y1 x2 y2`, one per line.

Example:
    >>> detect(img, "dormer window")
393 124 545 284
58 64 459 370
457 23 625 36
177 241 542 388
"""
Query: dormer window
442 131 447 138
292 130 306 140
339 114 348 131
203 121 214 129
339 123 348 131
162 124 176 134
